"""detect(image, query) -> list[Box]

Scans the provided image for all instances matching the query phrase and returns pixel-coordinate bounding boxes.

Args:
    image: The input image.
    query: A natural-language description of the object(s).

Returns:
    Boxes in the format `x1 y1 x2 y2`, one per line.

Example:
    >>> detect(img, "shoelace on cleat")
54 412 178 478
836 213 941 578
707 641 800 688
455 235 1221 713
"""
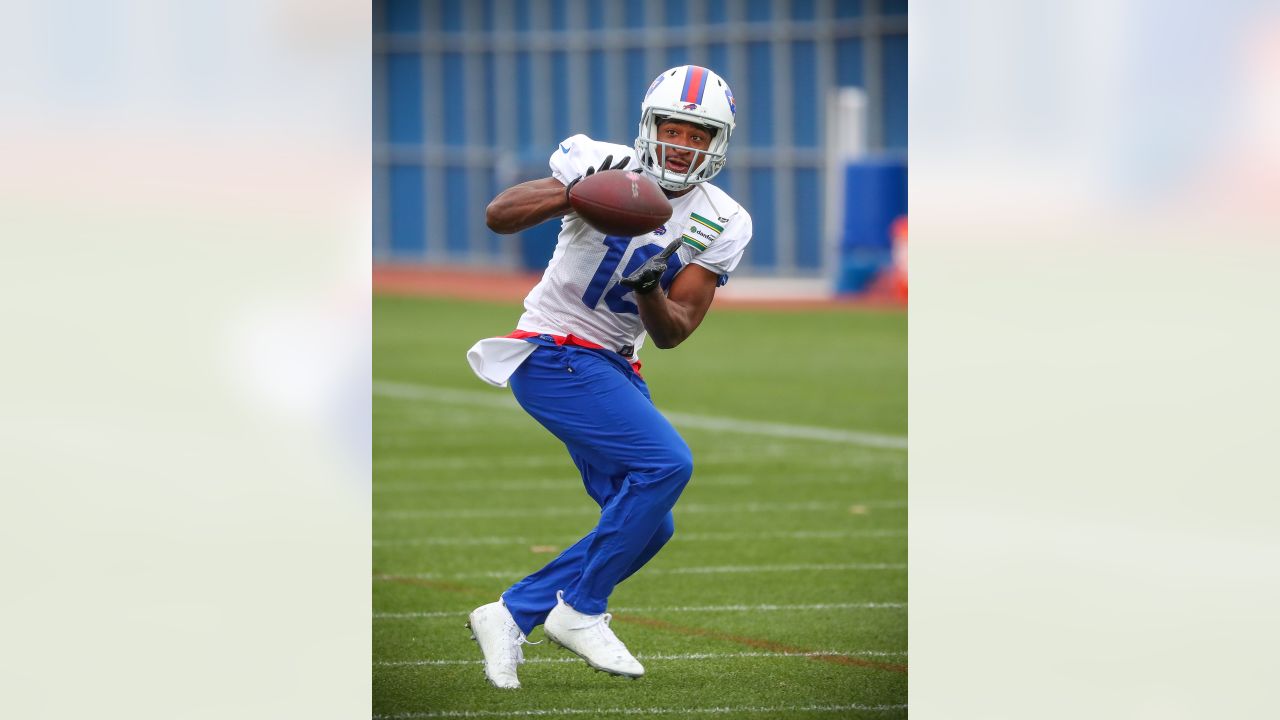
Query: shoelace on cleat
566 613 630 657
479 614 537 672
513 633 542 665
551 593 631 660
564 612 612 631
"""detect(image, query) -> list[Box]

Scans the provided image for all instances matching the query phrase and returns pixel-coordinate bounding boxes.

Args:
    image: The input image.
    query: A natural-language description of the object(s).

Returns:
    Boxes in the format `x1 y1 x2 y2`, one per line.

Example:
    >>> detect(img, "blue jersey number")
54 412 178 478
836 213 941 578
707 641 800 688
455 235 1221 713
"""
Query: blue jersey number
580 236 683 314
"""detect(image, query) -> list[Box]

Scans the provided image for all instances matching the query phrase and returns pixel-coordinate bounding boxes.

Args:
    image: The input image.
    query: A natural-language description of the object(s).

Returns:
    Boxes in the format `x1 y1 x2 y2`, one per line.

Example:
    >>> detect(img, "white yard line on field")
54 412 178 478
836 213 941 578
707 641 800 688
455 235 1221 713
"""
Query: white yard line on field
372 528 905 547
374 479 577 493
376 499 906 520
375 649 907 667
374 535 537 546
374 602 905 619
679 528 905 540
373 702 906 718
374 475 754 493
372 703 906 718
376 453 899 471
648 562 906 575
375 381 516 409
375 456 570 470
664 410 907 449
373 380 907 450
375 563 905 581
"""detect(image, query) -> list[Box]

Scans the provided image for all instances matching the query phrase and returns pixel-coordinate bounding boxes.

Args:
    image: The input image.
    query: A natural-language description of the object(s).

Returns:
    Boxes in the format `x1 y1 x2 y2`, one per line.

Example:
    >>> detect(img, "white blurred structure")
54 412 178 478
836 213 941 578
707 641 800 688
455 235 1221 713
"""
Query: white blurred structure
824 86 869 289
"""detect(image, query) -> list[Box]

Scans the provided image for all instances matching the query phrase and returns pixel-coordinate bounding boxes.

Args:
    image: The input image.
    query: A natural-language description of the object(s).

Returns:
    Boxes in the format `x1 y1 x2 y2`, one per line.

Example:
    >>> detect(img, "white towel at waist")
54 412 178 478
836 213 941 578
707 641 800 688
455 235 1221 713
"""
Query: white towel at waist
466 337 537 388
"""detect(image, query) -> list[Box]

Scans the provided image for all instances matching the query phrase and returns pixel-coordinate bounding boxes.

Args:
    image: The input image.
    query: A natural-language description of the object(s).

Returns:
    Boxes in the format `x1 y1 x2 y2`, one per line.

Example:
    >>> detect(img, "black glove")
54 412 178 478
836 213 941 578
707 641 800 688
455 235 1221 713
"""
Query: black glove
564 154 632 200
620 238 682 295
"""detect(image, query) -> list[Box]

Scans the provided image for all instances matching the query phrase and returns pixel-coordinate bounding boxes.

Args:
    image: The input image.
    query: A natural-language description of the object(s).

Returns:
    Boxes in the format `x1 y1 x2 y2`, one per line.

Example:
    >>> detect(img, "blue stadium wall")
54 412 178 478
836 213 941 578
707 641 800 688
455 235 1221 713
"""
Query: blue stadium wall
373 0 907 277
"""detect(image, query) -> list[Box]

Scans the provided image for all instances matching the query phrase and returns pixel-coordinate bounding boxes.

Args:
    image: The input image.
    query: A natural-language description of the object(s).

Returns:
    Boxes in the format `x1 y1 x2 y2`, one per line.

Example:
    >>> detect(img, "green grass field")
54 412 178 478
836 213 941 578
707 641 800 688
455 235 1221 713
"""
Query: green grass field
373 294 908 719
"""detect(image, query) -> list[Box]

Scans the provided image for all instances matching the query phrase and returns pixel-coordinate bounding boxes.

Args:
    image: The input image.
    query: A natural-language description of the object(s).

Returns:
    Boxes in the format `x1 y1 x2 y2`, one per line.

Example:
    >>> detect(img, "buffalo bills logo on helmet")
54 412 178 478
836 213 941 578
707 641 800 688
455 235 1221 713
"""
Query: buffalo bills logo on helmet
646 75 665 97
683 103 698 110
725 89 735 115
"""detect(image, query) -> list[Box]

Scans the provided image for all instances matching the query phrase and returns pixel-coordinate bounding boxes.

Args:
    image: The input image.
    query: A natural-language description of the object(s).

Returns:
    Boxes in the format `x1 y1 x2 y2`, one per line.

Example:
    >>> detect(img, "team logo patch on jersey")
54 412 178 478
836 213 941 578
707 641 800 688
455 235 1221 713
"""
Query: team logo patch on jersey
681 212 724 252
652 225 667 236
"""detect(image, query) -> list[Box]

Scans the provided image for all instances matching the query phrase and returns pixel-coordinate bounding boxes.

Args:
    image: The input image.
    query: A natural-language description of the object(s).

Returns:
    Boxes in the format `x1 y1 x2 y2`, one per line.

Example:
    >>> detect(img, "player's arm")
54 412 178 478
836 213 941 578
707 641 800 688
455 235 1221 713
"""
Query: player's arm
631 264 719 349
486 155 632 235
484 177 570 235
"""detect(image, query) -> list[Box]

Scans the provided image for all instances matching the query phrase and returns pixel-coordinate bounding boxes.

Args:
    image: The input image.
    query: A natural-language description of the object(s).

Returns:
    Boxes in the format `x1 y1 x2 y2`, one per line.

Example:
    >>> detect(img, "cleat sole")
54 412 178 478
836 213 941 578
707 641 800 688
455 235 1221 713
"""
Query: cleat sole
545 635 644 679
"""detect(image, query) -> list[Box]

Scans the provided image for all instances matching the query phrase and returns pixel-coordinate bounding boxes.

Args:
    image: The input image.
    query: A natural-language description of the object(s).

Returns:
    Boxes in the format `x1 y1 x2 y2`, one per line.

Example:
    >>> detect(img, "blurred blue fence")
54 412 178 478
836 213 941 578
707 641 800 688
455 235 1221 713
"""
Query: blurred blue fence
373 0 908 280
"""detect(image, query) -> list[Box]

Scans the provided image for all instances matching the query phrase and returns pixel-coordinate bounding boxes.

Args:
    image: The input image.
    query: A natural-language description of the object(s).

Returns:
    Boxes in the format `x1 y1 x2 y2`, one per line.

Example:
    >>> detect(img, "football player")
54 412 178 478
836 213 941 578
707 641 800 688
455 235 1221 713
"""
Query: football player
465 65 753 689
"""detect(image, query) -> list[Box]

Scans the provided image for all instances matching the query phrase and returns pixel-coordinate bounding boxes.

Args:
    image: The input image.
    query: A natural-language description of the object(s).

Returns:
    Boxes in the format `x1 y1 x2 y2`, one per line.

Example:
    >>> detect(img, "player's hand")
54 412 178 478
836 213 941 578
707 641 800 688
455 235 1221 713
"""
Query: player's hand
620 255 666 295
620 238 681 295
565 155 632 200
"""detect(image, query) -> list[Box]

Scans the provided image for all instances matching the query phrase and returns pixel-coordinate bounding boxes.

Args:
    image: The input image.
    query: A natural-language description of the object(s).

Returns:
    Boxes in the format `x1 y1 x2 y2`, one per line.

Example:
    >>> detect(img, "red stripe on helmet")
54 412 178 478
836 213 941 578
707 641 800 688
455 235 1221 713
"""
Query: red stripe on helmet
682 66 707 104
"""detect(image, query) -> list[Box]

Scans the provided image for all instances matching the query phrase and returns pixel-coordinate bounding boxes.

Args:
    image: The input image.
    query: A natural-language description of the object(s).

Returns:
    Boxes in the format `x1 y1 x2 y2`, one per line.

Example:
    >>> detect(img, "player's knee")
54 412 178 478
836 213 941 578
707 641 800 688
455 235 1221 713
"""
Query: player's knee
663 443 694 487
652 514 675 547
634 442 693 489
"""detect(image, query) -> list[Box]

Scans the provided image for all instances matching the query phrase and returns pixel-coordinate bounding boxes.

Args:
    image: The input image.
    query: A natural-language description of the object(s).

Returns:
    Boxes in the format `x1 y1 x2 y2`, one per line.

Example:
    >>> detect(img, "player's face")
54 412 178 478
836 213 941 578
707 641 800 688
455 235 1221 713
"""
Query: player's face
656 120 714 174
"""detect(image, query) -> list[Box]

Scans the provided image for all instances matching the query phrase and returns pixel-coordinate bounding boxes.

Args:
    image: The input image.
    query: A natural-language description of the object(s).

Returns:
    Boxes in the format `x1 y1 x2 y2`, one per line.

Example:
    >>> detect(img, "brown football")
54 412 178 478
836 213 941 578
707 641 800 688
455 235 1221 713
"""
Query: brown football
567 169 673 237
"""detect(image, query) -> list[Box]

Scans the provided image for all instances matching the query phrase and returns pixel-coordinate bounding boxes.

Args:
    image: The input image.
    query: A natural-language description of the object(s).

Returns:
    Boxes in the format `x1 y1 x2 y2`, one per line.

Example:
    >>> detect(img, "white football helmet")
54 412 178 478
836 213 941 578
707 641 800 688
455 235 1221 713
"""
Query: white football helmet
635 65 737 192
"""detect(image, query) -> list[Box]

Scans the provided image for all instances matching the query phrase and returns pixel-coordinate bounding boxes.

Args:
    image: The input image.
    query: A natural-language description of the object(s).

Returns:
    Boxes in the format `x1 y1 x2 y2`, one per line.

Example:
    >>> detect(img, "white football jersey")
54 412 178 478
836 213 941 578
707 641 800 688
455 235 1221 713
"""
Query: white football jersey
516 134 753 360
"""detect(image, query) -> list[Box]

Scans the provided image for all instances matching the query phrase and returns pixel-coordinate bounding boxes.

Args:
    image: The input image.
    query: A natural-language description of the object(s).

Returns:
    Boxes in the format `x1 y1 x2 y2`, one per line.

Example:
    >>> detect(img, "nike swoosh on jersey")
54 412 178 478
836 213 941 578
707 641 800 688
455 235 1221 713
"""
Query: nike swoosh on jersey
559 143 571 154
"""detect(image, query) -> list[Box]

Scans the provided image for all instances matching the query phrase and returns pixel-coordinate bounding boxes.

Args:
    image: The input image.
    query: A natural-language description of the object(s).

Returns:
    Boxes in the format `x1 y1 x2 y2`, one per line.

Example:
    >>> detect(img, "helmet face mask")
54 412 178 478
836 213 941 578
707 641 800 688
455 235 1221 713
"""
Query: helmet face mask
635 66 736 192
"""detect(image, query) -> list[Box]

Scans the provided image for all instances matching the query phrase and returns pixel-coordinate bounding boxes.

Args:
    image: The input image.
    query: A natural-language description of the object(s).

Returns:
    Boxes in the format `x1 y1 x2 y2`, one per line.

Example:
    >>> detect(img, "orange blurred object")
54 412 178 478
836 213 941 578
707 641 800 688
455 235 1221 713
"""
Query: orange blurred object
854 215 907 305
890 216 908 301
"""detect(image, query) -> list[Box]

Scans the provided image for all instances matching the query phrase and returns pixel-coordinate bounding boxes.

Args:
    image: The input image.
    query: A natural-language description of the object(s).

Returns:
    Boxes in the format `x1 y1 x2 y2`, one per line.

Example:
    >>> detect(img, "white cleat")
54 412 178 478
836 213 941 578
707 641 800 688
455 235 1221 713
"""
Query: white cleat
466 600 528 690
543 590 645 678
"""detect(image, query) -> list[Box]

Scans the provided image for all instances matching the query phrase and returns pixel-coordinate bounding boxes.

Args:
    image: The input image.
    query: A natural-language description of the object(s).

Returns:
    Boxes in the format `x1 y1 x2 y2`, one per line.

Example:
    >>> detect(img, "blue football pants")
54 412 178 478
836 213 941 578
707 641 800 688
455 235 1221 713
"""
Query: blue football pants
501 339 693 636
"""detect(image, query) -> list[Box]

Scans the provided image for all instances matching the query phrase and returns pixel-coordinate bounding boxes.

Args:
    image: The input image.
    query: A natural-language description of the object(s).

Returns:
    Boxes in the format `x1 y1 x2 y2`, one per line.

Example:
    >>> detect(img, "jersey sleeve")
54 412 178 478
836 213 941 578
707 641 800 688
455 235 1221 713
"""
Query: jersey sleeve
549 134 634 187
690 207 753 280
